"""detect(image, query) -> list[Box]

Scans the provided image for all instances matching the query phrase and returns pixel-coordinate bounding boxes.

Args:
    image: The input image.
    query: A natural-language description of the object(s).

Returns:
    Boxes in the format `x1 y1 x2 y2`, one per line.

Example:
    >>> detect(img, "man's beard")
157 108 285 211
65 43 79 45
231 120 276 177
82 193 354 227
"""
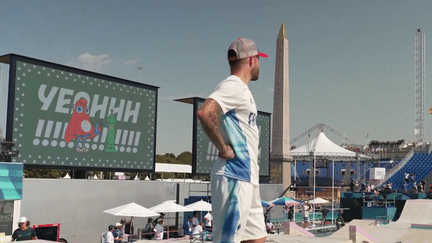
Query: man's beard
251 67 259 81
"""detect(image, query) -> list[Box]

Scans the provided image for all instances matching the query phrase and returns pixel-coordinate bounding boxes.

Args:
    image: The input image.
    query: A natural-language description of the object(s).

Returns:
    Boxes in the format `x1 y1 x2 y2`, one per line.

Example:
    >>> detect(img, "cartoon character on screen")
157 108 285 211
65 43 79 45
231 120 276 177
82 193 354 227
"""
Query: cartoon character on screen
64 98 102 153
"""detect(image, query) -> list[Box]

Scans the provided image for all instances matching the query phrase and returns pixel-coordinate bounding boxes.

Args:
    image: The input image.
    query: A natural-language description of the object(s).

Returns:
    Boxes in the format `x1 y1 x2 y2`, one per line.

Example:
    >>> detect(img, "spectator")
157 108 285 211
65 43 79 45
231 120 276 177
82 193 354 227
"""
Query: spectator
11 217 37 241
154 220 165 240
302 203 313 228
265 220 276 234
183 216 193 237
112 222 124 243
288 205 294 222
320 208 329 226
152 213 165 227
403 180 409 193
192 222 204 239
121 217 133 235
349 180 354 192
404 172 410 181
143 218 154 240
411 173 416 182
103 225 115 243
203 211 212 231
192 211 199 227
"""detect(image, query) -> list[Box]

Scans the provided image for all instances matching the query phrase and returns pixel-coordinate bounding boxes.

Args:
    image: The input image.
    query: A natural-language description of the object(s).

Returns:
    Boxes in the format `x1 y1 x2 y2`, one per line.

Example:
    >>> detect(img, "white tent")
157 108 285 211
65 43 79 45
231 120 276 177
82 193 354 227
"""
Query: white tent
290 132 370 161
290 131 371 225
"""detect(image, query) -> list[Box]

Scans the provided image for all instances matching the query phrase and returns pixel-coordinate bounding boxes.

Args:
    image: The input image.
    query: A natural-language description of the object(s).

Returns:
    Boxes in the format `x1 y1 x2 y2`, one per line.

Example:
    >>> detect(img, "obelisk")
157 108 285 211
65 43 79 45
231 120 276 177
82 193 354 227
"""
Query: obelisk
270 22 293 190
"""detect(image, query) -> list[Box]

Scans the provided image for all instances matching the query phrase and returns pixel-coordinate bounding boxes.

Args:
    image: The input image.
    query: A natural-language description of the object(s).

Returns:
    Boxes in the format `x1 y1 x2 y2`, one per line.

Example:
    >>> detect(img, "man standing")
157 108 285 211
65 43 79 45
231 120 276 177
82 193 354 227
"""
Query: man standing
152 213 165 227
183 216 193 237
302 203 313 228
197 37 268 243
11 217 37 241
104 225 115 243
203 211 213 230
112 222 124 243
154 220 165 240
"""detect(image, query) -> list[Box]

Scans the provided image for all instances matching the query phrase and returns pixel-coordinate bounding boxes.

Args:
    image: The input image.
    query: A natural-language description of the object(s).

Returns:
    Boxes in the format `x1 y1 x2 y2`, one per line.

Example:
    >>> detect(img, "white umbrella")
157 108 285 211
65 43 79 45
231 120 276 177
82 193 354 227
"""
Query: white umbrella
307 197 329 204
150 201 192 239
184 200 212 211
149 200 192 213
104 202 160 218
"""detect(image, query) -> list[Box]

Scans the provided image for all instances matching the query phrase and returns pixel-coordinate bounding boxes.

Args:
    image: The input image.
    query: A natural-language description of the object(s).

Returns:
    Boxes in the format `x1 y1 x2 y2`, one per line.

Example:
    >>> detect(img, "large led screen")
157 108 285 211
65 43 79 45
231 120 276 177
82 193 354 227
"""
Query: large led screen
3 54 158 171
192 98 270 177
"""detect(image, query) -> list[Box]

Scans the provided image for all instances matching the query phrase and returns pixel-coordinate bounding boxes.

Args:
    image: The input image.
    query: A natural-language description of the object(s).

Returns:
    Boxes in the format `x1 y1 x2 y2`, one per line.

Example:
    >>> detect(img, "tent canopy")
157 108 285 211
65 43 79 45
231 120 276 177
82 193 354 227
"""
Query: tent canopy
290 132 370 161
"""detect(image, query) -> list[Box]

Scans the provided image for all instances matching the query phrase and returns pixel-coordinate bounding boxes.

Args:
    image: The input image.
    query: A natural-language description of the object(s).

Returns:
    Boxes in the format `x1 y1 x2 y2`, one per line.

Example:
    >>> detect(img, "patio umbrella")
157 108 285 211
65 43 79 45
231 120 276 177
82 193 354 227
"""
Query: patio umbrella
150 200 193 239
150 200 193 213
261 199 274 208
307 197 329 204
184 200 212 211
103 202 160 218
185 200 212 226
271 197 301 206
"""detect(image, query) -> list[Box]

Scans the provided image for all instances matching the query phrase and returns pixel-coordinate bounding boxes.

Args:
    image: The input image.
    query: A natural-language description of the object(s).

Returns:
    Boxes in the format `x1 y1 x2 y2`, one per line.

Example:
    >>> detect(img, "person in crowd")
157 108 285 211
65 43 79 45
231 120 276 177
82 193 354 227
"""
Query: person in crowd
336 209 345 230
303 203 313 228
112 222 124 243
143 218 154 240
354 181 360 192
121 217 133 235
349 180 354 192
361 180 366 192
404 172 410 181
320 208 329 226
403 179 409 193
288 205 294 222
265 220 276 234
11 217 37 241
154 220 165 240
192 211 199 227
203 211 212 231
103 225 115 243
192 222 205 239
183 216 193 238
152 213 165 227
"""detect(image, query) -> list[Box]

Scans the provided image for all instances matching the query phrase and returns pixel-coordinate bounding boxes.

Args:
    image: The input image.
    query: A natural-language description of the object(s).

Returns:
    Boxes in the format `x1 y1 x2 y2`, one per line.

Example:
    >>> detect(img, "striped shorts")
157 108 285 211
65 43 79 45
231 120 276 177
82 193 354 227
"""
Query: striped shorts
211 174 266 243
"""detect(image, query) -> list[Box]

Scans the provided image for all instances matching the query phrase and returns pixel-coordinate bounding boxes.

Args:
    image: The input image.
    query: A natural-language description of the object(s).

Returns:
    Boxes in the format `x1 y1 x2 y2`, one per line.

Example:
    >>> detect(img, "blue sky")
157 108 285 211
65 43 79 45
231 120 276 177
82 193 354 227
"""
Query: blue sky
1 0 432 155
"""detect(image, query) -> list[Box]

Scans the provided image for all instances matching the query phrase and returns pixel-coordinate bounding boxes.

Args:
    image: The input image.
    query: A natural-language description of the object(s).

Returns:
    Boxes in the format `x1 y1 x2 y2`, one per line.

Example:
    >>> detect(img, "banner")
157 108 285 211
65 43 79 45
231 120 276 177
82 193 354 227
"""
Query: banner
4 55 158 171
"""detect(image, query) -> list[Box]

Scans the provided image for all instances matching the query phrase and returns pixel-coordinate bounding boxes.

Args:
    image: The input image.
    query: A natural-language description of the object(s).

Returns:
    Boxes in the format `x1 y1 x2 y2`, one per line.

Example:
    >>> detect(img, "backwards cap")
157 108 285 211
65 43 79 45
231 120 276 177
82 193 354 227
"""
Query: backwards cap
228 37 268 60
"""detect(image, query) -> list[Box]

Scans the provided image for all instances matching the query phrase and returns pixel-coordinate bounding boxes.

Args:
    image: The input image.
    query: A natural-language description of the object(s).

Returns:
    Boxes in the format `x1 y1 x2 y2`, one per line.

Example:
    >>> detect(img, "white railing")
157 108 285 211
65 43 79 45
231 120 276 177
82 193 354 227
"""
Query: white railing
382 148 415 184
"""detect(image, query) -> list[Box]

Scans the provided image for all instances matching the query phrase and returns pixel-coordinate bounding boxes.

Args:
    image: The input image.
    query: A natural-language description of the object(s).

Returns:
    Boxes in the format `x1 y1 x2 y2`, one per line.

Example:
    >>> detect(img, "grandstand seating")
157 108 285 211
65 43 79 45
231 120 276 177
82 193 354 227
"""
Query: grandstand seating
386 153 432 191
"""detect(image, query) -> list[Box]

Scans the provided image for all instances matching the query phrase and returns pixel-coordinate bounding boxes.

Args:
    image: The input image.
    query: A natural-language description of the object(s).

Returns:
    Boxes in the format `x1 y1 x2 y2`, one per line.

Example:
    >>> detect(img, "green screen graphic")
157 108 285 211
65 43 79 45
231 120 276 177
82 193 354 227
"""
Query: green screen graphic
10 60 157 170
195 100 270 176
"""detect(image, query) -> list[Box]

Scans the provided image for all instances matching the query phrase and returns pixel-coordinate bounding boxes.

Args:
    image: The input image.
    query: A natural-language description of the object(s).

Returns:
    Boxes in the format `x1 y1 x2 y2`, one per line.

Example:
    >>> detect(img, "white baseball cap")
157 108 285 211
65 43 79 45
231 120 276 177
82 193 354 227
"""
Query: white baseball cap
115 222 122 227
19 217 27 223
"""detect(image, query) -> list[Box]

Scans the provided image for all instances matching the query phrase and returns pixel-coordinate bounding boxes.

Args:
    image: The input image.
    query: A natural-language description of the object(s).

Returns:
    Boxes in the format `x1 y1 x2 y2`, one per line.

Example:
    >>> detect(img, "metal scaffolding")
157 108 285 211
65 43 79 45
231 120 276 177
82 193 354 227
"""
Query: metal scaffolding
415 28 426 150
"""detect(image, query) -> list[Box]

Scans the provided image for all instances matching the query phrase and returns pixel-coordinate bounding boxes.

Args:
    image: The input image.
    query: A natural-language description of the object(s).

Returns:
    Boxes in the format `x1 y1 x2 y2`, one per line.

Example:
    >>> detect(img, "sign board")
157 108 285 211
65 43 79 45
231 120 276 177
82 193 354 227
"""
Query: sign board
33 223 60 242
176 97 270 177
1 54 158 171
0 162 23 200
370 167 386 180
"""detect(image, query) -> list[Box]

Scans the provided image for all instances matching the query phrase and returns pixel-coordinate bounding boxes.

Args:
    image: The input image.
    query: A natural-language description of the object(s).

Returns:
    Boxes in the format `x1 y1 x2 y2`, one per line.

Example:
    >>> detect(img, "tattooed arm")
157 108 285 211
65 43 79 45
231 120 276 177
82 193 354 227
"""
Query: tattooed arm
197 98 235 160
